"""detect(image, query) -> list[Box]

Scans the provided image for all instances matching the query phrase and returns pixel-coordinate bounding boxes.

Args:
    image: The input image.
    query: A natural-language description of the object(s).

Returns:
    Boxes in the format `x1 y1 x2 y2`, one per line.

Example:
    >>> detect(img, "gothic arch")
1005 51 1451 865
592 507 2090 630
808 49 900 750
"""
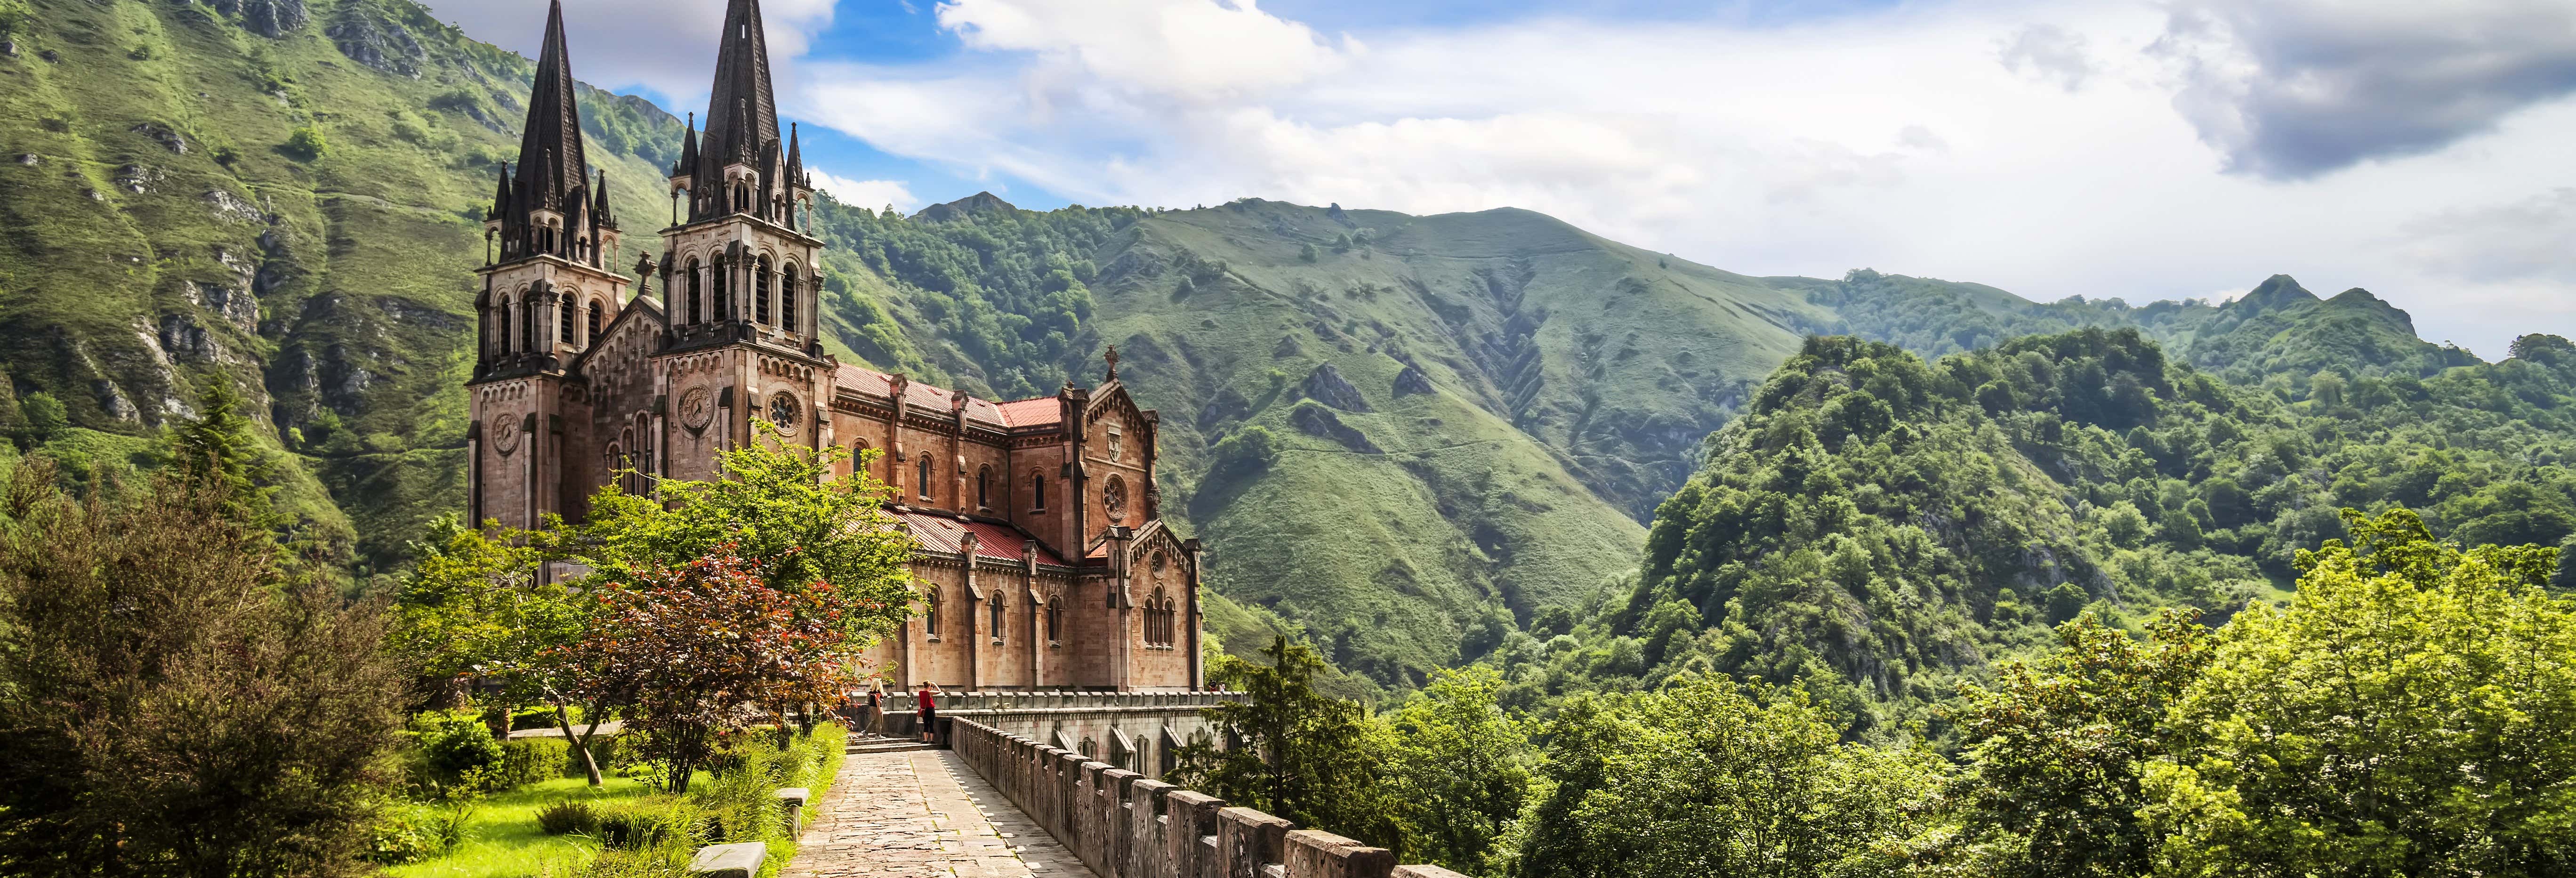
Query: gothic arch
685 258 704 324
976 465 992 510
780 259 800 330
587 298 605 343
755 255 773 324
925 587 942 638
917 455 934 502
988 592 1006 643
496 295 513 354
1029 468 1047 511
559 291 577 345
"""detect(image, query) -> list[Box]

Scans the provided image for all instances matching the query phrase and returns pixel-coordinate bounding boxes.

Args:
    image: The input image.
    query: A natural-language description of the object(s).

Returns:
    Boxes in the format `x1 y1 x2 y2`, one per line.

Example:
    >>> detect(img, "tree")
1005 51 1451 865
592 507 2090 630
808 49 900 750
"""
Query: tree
1387 666 1530 875
576 544 864 792
0 457 402 877
574 430 914 648
1299 242 1319 263
389 517 615 784
17 391 67 443
2141 509 2576 876
1174 636 1406 852
155 380 279 535
1946 609 2216 877
1510 675 1944 878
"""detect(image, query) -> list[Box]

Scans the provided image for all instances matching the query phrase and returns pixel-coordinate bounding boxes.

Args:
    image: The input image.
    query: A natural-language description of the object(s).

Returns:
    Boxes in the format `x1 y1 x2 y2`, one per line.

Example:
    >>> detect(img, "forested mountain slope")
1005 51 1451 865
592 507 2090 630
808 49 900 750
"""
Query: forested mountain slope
3 0 2552 698
0 0 685 573
1519 327 2576 736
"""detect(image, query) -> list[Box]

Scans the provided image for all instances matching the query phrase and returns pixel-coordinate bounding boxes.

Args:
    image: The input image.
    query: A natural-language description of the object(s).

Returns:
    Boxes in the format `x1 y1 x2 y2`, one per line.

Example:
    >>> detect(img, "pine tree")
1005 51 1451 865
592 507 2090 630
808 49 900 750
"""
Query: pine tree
158 381 279 535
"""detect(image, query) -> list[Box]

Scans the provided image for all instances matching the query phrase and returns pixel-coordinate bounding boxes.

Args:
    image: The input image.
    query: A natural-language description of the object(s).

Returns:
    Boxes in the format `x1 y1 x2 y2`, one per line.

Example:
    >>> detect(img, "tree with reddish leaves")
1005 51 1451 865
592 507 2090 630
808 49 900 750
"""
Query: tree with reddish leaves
572 544 876 792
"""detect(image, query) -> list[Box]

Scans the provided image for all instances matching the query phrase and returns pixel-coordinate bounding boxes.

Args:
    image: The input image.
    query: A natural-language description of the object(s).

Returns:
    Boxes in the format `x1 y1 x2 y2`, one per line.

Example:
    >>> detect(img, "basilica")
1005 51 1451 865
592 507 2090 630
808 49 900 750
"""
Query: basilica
465 0 1202 694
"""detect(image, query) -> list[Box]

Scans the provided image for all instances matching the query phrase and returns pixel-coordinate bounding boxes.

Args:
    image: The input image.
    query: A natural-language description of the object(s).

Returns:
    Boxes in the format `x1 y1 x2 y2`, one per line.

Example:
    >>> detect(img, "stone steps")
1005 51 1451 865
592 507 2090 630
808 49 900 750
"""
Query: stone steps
847 740 935 755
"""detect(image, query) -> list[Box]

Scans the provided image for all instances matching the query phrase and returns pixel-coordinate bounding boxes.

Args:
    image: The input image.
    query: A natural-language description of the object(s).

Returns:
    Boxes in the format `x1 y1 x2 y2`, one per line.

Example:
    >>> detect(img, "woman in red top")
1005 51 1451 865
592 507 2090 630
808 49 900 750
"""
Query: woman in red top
916 681 943 743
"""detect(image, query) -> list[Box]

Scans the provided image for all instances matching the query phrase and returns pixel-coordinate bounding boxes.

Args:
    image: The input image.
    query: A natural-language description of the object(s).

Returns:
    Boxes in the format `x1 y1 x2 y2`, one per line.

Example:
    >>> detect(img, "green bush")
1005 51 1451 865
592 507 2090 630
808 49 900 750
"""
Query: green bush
419 714 503 776
366 802 467 864
494 738 567 790
536 800 599 836
283 126 328 160
596 798 693 850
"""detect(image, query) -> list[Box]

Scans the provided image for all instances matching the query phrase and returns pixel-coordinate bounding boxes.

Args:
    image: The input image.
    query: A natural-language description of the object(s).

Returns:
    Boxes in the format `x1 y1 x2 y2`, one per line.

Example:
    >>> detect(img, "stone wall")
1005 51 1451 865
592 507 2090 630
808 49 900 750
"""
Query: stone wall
947 717 1468 878
883 692 1235 781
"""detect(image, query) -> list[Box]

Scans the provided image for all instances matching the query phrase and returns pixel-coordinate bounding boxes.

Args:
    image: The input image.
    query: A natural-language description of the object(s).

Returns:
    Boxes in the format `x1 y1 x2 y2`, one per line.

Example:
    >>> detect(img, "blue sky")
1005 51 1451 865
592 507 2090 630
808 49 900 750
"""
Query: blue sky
420 0 2576 359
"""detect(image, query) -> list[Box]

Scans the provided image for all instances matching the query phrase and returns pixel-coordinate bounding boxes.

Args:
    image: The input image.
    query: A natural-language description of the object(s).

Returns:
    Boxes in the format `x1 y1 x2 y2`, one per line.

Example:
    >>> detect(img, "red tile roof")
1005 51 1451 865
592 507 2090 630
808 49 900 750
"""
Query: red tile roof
995 397 1063 427
896 509 1069 567
834 365 1046 431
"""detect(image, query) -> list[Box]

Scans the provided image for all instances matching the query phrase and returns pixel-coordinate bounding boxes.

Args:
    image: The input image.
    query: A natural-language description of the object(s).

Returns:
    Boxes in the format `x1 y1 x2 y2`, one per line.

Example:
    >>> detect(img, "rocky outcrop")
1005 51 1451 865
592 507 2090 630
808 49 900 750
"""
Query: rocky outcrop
1291 402 1381 454
205 189 264 224
1298 362 1371 411
226 0 309 38
329 8 427 77
132 123 188 155
1393 365 1434 396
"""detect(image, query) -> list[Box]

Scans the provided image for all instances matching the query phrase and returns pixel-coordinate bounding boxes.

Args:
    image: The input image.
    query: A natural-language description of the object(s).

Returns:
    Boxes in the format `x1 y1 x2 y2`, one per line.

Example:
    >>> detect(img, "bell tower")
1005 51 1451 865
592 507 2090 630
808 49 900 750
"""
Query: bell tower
467 0 630 529
650 0 830 483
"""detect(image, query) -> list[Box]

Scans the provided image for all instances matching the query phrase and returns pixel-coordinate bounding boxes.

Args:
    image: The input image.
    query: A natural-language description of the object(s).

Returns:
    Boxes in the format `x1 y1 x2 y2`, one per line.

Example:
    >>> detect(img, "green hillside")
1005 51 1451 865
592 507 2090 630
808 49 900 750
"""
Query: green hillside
1520 327 2576 737
3 0 2550 699
0 0 684 575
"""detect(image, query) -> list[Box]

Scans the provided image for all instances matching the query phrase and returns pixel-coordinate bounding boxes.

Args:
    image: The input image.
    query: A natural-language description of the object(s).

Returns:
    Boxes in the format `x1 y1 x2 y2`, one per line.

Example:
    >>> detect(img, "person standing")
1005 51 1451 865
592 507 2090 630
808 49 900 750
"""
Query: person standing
916 681 943 743
863 685 884 737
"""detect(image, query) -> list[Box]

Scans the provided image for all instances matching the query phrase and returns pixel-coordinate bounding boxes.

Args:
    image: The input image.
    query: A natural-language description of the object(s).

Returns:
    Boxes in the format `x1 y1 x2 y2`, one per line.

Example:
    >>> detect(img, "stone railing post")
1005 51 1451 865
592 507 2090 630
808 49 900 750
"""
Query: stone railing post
1283 830 1394 878
1128 778 1177 877
1218 807 1294 878
1165 790 1226 878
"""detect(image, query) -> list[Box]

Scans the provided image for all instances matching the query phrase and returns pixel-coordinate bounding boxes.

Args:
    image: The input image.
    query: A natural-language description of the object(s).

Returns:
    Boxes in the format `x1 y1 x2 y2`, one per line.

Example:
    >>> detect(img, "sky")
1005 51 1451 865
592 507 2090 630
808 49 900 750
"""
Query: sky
415 0 2576 360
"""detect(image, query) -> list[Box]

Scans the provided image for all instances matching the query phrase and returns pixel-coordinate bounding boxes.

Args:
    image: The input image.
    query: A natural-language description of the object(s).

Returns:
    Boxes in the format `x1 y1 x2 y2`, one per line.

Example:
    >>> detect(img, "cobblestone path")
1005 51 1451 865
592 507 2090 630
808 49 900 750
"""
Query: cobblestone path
781 744 1096 878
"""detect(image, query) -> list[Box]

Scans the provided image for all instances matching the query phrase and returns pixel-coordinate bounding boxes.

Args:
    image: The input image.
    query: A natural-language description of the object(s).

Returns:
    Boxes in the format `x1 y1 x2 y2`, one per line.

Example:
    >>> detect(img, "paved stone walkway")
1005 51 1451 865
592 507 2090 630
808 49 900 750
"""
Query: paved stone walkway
781 744 1096 878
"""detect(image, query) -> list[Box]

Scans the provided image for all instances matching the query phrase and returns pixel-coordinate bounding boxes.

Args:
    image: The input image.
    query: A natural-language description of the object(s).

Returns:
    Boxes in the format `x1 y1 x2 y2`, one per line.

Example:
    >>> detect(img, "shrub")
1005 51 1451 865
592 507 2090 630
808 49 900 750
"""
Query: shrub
596 798 693 850
366 804 442 864
536 800 599 836
421 714 504 776
493 738 567 790
283 125 327 160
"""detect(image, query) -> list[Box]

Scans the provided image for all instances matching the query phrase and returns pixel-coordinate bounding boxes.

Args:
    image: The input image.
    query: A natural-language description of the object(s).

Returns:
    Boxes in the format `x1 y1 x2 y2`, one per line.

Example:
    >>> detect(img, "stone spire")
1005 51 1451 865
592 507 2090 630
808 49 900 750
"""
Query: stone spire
785 122 805 189
690 0 781 221
501 0 591 260
675 113 700 178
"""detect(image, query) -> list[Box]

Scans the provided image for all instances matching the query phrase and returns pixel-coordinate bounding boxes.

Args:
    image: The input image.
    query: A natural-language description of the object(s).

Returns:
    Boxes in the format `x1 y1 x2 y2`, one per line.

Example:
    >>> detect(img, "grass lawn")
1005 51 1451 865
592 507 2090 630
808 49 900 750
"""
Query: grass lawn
387 777 657 878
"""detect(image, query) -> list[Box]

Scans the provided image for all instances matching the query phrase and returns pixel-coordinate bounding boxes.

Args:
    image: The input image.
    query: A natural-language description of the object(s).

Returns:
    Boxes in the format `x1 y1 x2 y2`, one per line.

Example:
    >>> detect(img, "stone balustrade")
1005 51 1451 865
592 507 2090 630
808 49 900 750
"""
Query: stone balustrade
947 717 1465 878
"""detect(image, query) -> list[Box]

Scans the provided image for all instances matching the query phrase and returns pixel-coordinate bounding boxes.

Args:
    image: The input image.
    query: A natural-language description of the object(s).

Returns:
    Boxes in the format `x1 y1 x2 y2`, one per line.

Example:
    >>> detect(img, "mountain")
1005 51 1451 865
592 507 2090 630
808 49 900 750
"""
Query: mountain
1547 327 2576 737
0 0 684 575
0 0 2551 698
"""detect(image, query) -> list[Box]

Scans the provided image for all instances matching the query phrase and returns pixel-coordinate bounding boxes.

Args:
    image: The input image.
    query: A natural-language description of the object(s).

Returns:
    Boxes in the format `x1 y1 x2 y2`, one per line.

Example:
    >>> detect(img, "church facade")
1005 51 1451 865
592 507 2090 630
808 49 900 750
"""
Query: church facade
464 0 1203 693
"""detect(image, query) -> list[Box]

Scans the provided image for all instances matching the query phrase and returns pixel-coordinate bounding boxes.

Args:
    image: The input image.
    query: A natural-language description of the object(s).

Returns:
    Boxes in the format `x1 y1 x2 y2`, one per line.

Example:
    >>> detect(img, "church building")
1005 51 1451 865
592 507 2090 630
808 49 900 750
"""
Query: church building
464 0 1202 693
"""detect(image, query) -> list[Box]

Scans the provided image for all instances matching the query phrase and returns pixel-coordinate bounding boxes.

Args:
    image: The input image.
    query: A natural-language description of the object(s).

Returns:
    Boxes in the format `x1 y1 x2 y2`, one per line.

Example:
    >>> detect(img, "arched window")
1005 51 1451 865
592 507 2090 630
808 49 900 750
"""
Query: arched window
1030 470 1047 511
976 466 990 509
850 439 872 479
520 296 536 352
781 262 799 330
1046 597 1063 643
496 298 512 354
587 299 603 344
989 595 1006 642
755 256 772 324
560 292 577 344
1149 590 1170 646
917 456 934 502
926 588 942 637
713 255 731 320
686 258 704 324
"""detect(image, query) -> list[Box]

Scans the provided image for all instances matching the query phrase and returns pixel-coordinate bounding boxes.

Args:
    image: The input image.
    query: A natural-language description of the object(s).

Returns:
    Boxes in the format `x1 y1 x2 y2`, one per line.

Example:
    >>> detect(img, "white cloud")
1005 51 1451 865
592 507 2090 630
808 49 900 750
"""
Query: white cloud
416 0 837 111
787 0 2576 359
809 170 923 212
1999 24 2097 92
932 0 1352 101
